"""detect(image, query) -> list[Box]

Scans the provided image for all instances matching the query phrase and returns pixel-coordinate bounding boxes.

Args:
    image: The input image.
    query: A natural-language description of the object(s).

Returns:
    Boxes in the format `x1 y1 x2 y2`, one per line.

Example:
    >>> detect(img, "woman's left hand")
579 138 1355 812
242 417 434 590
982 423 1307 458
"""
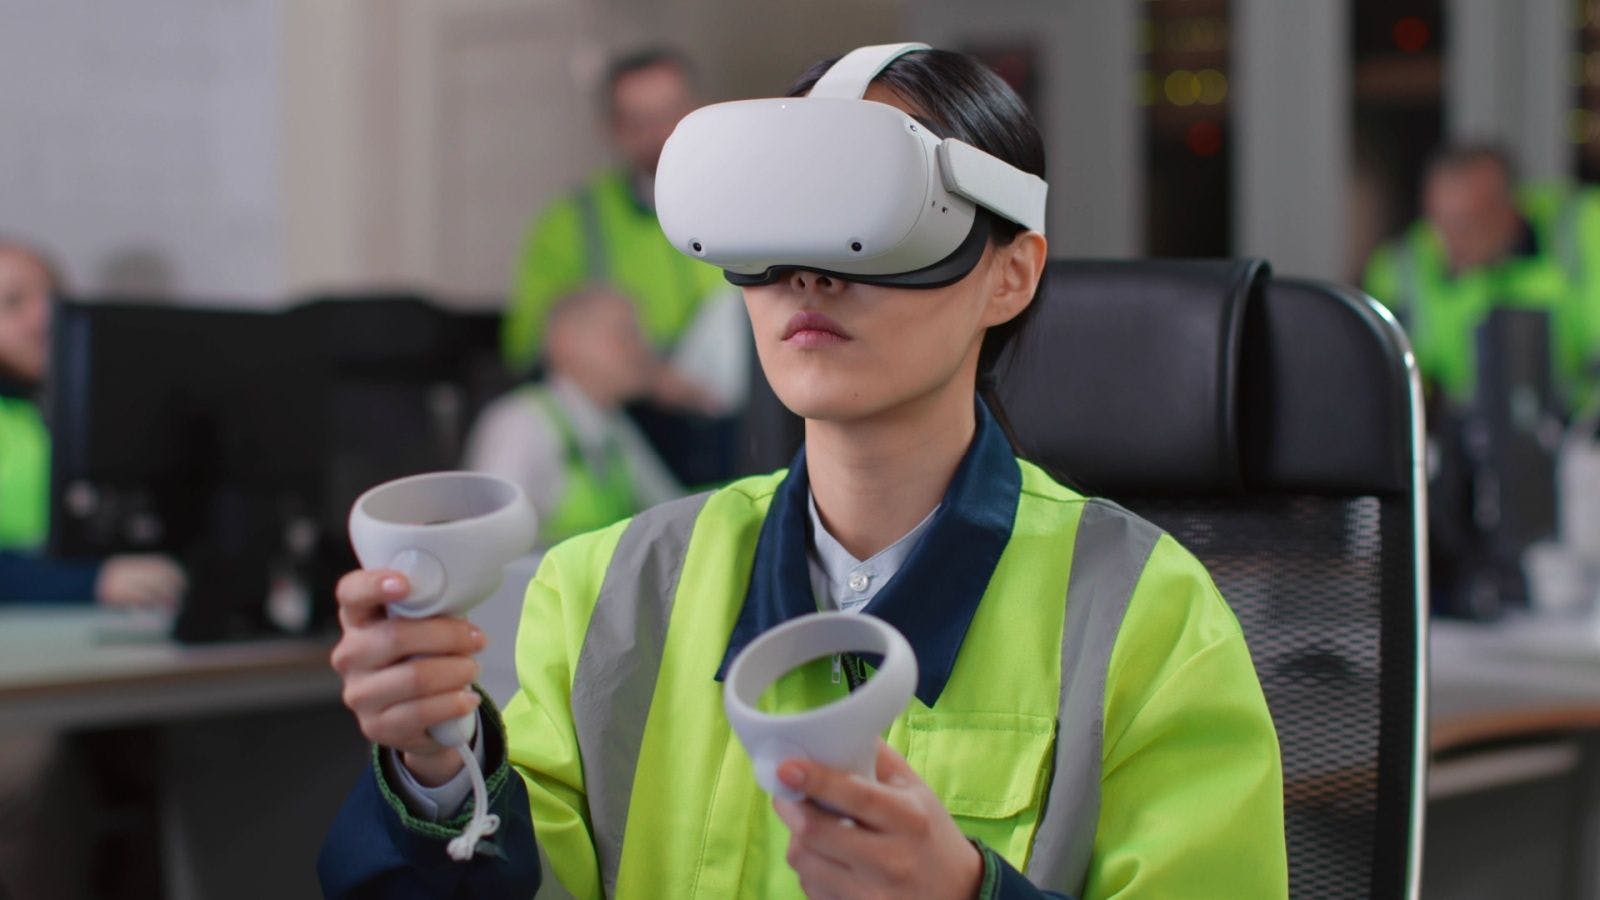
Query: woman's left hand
773 740 984 900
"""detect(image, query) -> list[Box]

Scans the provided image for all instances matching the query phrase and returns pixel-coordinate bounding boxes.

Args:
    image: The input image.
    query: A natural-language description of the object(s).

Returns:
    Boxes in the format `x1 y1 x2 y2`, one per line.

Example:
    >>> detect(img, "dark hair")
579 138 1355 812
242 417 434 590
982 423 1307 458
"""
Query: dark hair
787 49 1047 437
604 46 695 112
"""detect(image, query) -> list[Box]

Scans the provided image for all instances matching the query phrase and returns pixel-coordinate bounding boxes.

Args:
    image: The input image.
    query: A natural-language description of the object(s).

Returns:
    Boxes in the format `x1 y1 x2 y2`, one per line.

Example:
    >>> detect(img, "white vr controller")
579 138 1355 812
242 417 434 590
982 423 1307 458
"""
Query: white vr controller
724 612 918 801
348 471 538 747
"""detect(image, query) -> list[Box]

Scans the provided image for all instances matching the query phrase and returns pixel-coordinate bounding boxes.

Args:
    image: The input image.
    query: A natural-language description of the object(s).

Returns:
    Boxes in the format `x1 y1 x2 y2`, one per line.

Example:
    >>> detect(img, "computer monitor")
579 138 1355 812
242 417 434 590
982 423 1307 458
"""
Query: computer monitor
47 296 499 640
1431 306 1562 618
1473 307 1560 553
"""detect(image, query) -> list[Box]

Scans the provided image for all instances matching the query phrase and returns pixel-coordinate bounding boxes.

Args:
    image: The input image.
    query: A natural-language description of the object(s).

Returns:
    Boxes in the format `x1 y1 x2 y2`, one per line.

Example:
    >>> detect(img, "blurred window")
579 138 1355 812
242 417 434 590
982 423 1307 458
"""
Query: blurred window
1351 0 1446 254
1142 0 1234 258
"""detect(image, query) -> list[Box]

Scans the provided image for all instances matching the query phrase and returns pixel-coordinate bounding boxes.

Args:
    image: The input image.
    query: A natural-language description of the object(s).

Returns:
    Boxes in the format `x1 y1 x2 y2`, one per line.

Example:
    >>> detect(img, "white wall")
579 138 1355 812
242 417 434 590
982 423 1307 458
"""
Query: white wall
1446 0 1569 182
14 2 1567 302
279 0 909 304
5 0 911 306
1233 0 1350 281
0 0 282 303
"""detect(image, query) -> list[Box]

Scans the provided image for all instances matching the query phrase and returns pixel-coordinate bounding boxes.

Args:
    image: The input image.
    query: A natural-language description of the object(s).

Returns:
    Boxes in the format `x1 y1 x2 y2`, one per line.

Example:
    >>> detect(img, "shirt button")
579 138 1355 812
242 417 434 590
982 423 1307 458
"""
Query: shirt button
848 571 871 593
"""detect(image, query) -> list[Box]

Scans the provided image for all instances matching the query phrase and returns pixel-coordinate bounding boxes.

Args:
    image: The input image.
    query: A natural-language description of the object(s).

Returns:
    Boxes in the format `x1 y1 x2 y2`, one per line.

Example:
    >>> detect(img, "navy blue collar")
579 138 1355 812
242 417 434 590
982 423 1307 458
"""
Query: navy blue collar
715 398 1022 707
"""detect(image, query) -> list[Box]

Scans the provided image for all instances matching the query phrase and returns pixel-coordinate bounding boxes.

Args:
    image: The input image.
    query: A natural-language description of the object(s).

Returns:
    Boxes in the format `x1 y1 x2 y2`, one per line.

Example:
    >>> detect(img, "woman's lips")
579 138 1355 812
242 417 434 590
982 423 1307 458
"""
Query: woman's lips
782 310 851 347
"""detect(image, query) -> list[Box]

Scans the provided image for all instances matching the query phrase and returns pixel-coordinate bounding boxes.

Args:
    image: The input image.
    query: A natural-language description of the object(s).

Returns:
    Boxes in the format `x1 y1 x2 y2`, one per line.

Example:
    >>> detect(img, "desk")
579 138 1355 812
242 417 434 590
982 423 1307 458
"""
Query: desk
1427 618 1600 899
0 606 340 733
1431 617 1600 753
0 606 366 899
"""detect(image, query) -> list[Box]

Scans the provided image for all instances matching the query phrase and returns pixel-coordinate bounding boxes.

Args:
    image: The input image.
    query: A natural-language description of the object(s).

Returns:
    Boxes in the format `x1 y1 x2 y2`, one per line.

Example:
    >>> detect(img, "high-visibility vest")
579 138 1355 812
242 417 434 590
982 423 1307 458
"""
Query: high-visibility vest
0 394 50 550
502 169 727 373
1363 184 1600 412
521 386 639 545
502 409 1287 898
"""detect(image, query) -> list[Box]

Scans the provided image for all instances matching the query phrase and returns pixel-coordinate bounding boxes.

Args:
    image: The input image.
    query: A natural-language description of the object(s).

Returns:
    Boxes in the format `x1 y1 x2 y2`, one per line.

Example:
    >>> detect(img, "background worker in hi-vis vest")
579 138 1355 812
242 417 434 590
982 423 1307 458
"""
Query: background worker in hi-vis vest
501 47 743 488
1363 143 1600 416
464 286 684 548
0 239 186 608
321 45 1288 899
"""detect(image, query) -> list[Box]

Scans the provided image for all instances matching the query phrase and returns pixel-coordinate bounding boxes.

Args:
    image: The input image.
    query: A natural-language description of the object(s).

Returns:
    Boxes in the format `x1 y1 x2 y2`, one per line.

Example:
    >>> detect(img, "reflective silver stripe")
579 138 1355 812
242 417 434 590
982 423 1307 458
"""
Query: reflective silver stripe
1395 240 1421 335
1026 499 1163 894
570 492 710 897
577 184 608 281
1556 191 1583 286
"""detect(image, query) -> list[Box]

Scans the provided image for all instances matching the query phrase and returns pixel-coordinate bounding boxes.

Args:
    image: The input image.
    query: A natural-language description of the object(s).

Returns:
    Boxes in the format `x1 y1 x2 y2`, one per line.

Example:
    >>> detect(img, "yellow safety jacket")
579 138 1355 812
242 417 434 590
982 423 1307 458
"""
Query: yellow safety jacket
502 169 727 373
321 401 1288 898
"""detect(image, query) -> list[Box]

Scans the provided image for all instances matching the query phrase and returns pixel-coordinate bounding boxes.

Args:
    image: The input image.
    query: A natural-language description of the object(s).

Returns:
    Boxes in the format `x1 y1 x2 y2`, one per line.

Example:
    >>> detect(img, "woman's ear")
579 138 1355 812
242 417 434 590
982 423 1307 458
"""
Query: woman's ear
982 230 1048 327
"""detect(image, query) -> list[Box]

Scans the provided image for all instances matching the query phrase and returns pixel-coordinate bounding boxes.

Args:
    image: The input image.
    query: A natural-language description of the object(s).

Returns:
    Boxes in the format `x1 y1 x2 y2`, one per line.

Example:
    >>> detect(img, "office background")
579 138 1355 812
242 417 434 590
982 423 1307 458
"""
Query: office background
0 0 1579 304
4 1 1600 898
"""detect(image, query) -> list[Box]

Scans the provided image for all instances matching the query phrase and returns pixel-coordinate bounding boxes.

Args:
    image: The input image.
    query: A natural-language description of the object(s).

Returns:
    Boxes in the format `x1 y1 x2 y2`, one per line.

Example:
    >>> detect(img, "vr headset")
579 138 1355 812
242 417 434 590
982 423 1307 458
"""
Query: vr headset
654 42 1048 288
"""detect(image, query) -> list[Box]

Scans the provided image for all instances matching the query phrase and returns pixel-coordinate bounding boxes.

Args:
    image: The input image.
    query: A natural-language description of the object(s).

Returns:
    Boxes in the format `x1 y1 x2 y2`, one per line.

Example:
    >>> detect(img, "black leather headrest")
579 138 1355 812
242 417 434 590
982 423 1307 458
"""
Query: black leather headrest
1240 278 1413 494
995 259 1415 496
995 258 1267 494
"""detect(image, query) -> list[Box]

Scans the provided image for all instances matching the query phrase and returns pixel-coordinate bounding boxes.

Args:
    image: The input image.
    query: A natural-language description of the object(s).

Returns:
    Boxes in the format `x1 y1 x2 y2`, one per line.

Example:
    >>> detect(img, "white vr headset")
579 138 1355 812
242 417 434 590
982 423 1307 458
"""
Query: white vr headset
655 42 1048 288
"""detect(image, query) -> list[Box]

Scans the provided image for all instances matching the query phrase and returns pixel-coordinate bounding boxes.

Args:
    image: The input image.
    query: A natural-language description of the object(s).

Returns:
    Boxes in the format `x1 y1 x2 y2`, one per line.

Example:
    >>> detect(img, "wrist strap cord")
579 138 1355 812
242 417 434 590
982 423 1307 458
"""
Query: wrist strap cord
446 741 501 861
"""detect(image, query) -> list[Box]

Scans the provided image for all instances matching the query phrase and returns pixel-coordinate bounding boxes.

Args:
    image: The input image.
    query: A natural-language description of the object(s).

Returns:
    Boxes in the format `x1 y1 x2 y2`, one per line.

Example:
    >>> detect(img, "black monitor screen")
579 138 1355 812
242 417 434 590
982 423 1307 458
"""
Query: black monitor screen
45 297 500 639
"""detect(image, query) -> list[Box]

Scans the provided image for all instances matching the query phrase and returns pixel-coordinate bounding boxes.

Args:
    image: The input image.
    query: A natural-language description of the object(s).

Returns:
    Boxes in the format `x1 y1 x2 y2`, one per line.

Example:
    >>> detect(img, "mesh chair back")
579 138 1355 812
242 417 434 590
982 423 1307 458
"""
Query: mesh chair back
734 260 1427 897
996 262 1425 899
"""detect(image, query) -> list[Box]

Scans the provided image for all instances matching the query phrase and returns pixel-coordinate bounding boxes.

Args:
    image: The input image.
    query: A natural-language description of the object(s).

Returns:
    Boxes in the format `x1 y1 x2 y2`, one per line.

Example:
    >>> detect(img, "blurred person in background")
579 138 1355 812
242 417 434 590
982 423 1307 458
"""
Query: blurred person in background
466 286 683 547
0 239 186 607
501 46 746 487
0 240 186 900
1364 146 1600 617
1364 143 1600 415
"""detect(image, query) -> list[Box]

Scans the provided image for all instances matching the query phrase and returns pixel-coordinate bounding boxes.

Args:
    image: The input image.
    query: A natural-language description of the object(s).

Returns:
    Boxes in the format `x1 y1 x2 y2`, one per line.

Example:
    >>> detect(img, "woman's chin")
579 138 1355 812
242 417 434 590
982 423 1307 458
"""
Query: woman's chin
769 377 906 424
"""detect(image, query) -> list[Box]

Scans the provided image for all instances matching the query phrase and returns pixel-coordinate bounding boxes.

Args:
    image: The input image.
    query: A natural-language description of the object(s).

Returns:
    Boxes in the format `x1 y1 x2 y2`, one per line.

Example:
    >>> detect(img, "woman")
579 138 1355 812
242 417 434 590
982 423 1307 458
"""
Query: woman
320 46 1287 899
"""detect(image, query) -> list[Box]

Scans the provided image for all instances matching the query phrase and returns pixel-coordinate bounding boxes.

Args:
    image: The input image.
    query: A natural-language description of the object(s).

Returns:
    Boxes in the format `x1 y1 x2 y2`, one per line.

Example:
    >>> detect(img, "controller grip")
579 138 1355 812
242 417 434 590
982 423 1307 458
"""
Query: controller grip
428 702 479 748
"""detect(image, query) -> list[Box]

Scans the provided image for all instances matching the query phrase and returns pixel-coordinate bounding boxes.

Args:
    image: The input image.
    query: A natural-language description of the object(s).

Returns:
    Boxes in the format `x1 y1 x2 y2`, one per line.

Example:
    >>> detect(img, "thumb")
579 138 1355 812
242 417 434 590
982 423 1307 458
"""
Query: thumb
873 738 917 785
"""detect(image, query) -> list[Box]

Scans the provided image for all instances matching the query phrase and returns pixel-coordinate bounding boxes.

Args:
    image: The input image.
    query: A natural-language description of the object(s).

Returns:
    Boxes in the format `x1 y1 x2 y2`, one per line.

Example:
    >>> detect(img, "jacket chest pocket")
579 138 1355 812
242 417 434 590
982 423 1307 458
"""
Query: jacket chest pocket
905 711 1058 869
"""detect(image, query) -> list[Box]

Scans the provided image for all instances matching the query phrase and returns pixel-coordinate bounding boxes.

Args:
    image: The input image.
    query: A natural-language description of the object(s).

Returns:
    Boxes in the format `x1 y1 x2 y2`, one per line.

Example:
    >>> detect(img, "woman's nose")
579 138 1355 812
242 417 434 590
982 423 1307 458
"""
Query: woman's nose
787 269 845 295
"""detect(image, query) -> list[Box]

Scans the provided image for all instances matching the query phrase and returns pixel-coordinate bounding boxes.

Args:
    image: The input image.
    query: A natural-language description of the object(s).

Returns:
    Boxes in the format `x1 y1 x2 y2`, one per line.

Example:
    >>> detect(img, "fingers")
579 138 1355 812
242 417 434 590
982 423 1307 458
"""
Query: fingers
790 856 853 900
362 689 482 753
335 569 410 628
341 655 481 713
329 616 485 675
776 756 918 834
774 796 893 869
778 813 858 900
873 738 918 786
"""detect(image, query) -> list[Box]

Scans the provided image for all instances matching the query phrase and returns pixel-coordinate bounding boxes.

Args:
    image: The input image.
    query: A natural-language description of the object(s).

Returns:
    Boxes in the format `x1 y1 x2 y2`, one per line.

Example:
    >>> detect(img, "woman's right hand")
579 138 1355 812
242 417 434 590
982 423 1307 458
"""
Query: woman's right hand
329 569 487 786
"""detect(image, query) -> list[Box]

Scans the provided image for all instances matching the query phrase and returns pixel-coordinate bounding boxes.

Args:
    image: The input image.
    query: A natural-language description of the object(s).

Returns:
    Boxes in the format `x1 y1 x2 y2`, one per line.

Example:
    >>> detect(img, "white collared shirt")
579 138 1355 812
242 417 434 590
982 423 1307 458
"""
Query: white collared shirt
805 491 938 614
462 374 682 542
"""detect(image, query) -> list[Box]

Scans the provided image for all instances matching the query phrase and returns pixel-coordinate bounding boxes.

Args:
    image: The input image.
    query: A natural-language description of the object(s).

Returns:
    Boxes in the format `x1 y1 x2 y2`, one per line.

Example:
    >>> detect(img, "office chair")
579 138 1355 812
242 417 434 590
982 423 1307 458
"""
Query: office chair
993 259 1427 899
735 259 1427 896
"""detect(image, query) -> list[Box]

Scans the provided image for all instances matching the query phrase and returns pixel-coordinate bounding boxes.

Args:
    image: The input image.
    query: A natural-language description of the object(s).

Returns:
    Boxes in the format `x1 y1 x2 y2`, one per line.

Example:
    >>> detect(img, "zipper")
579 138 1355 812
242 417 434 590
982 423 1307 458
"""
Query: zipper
831 653 866 690
842 653 865 691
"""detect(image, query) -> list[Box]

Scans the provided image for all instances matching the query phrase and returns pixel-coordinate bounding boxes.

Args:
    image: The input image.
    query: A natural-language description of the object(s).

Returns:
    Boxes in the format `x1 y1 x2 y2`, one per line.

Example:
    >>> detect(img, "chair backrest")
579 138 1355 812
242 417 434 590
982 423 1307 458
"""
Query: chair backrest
995 259 1426 899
